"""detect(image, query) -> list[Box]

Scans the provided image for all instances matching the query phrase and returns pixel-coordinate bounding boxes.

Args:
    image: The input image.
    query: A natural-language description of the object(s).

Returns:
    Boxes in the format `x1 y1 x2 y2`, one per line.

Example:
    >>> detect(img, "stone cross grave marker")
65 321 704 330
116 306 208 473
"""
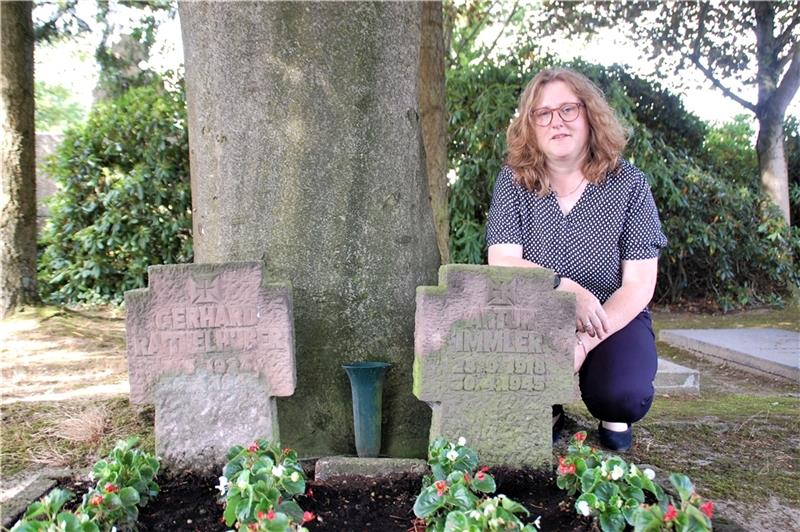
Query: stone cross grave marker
126 262 295 472
414 265 577 468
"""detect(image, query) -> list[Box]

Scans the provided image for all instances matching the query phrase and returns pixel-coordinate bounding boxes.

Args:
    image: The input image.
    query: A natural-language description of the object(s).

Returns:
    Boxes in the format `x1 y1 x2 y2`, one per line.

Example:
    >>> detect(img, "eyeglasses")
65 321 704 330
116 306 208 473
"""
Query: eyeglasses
530 102 584 127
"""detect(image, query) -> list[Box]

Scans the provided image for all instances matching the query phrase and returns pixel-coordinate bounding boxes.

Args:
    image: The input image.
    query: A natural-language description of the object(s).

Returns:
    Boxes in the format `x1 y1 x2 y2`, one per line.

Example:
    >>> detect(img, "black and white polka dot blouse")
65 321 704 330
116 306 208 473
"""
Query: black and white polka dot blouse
486 159 668 304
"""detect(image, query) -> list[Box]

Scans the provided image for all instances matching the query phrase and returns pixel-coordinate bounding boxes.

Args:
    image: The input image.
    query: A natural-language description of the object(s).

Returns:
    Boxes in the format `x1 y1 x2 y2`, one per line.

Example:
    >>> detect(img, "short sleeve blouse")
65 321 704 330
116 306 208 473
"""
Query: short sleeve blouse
485 159 667 303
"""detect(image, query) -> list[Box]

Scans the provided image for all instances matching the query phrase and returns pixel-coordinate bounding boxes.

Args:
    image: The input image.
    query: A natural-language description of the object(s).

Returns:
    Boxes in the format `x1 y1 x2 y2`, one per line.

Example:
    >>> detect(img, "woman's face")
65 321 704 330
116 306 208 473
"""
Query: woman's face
531 81 590 167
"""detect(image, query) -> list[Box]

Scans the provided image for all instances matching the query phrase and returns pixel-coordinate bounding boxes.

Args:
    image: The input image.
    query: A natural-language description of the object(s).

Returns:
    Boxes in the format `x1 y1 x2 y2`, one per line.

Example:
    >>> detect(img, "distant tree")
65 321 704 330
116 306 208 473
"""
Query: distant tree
33 0 175 101
34 80 85 132
1 0 38 317
538 1 800 224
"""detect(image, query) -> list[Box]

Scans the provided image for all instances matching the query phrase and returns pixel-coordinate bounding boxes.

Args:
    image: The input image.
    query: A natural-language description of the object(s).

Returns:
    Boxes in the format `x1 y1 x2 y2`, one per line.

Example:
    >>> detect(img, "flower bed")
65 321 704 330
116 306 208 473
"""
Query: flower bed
14 434 713 531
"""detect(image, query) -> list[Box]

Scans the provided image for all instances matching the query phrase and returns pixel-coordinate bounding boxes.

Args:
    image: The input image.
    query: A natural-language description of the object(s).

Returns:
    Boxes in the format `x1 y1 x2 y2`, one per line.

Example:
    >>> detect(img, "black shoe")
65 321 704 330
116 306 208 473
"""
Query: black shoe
552 405 565 443
598 422 632 452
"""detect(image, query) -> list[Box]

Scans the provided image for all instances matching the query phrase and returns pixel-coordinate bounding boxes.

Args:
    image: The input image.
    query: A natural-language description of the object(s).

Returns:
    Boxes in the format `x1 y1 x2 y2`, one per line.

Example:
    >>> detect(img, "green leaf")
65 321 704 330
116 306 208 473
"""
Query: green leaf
499 495 529 516
599 509 626 532
471 473 496 493
443 511 470 531
669 473 695 503
223 493 242 526
413 487 446 518
277 499 304 522
118 486 140 507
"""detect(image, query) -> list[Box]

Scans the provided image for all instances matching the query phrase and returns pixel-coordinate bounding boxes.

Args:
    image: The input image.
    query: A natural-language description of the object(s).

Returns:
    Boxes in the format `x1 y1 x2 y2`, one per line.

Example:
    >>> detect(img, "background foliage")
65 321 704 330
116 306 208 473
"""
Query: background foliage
447 48 799 310
38 83 192 304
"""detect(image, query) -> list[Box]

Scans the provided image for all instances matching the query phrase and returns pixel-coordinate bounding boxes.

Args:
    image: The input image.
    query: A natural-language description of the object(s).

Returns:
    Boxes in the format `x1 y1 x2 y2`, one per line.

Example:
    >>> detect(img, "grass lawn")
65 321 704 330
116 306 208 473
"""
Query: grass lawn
1 303 798 530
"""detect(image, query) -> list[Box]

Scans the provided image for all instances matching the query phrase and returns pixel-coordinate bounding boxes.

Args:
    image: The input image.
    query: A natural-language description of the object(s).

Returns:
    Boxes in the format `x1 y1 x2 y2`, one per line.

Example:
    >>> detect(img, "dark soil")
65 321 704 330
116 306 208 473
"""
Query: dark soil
54 467 593 531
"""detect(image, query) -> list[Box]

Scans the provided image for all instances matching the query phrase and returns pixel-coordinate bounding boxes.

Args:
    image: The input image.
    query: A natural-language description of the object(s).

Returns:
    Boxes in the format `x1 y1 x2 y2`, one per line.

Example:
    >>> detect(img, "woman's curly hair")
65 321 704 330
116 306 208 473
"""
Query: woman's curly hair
506 68 628 196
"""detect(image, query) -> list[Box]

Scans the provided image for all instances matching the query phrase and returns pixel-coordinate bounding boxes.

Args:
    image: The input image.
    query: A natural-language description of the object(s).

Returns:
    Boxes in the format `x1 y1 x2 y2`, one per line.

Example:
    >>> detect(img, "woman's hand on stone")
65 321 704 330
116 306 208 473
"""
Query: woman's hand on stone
564 280 609 339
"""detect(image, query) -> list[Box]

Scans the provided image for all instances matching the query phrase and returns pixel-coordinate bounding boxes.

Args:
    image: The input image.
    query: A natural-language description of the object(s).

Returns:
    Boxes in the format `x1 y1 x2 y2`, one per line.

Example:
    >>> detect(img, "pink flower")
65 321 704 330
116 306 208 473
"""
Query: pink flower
435 480 447 496
302 511 316 523
463 473 471 482
105 484 118 493
266 510 276 520
558 463 576 475
476 471 486 481
248 441 259 452
575 432 586 442
247 524 258 531
306 487 314 498
90 495 103 506
479 466 489 473
257 511 268 520
664 504 678 522
700 501 714 519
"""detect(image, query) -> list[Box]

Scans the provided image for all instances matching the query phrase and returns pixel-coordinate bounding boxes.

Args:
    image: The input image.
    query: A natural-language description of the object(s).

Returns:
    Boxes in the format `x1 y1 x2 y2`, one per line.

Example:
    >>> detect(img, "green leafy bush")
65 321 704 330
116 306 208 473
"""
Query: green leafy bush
698 115 758 187
38 82 191 304
446 50 800 309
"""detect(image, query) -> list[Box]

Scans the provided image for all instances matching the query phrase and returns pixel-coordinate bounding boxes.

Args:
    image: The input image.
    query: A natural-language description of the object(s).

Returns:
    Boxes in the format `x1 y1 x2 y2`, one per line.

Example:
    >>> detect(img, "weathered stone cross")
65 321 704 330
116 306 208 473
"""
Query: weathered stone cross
414 265 577 468
125 262 295 472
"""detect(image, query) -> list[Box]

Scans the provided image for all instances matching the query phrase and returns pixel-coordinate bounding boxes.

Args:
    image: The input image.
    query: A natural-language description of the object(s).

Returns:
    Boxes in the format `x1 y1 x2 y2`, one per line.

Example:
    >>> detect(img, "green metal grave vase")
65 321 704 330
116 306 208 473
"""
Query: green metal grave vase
342 361 391 458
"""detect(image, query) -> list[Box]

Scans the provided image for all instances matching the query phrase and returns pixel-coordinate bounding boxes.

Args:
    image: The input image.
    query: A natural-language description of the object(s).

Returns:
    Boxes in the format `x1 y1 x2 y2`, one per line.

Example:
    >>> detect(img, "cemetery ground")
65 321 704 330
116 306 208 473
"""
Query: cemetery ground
1 305 798 531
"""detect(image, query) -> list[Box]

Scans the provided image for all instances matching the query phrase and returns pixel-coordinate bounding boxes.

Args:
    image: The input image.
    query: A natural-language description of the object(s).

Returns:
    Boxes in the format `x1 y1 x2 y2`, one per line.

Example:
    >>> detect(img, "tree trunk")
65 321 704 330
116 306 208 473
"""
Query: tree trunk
180 1 441 458
756 109 791 223
753 1 794 224
0 1 37 318
419 1 450 264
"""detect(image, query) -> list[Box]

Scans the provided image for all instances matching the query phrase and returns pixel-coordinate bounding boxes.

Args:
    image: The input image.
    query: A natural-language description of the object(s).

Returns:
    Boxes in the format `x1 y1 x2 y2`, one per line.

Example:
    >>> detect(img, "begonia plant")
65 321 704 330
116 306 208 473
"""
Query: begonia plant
219 438 313 532
557 432 712 532
413 437 539 531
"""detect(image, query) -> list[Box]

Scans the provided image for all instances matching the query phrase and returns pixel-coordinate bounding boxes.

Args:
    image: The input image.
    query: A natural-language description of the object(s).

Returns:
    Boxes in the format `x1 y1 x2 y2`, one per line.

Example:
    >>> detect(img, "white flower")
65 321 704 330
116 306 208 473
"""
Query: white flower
483 503 496 516
469 510 482 519
236 476 248 490
446 449 459 462
497 494 506 500
272 465 285 477
600 461 608 476
611 465 624 480
534 516 541 528
644 468 656 480
290 471 300 482
577 500 592 517
489 518 500 528
616 499 623 508
628 464 639 477
216 476 228 495
458 436 467 447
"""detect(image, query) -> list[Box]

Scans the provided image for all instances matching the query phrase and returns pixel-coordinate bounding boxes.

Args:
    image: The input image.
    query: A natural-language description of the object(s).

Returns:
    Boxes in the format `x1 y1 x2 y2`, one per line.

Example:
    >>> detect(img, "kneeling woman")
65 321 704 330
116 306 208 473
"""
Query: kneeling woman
486 68 667 451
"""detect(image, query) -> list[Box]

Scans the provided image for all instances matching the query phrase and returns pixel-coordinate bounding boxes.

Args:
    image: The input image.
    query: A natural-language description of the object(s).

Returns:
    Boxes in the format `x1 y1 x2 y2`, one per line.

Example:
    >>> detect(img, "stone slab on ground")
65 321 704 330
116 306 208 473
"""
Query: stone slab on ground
654 358 699 394
1 469 78 529
659 328 799 382
314 457 427 481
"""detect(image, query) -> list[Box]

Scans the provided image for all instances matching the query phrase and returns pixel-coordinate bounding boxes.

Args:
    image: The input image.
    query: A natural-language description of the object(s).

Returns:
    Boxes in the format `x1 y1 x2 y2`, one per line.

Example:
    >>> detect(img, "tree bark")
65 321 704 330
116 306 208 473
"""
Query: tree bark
1 1 37 318
756 108 791 223
754 1 795 224
419 1 449 263
180 1 440 458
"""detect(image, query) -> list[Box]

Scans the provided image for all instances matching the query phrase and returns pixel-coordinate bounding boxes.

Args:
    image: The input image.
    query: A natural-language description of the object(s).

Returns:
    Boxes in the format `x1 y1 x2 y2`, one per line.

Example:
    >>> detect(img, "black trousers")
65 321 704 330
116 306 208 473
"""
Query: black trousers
578 310 658 424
